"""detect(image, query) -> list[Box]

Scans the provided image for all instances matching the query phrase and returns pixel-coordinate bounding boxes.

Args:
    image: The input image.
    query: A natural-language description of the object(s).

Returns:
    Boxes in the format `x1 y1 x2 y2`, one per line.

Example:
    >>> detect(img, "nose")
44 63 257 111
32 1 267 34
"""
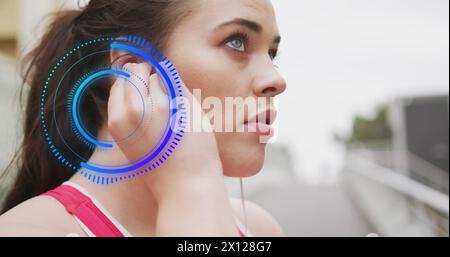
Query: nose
252 66 287 98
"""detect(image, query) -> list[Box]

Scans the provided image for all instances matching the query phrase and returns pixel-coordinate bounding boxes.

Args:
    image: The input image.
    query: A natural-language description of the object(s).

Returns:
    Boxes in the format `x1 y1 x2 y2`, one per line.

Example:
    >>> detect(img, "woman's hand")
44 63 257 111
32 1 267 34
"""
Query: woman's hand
107 63 238 236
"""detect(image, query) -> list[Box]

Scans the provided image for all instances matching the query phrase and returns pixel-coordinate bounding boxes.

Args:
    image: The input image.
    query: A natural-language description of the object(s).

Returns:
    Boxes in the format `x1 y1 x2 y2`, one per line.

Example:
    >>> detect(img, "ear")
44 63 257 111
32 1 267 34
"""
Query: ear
110 48 140 66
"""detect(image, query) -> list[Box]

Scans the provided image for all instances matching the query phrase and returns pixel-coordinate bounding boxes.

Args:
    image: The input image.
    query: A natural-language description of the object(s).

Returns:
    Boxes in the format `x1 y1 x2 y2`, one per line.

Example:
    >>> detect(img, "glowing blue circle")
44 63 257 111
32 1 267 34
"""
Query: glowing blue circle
78 43 181 174
72 70 130 148
40 36 187 184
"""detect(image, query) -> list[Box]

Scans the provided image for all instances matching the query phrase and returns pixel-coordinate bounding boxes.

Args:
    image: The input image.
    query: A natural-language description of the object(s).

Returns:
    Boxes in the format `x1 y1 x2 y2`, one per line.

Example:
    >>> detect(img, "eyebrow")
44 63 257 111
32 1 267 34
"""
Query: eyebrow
216 18 281 44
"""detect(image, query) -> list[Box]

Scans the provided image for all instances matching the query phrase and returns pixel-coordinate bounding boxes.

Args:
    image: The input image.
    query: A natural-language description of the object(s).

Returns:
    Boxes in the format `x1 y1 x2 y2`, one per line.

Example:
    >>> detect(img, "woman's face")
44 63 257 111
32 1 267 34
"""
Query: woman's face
165 0 286 177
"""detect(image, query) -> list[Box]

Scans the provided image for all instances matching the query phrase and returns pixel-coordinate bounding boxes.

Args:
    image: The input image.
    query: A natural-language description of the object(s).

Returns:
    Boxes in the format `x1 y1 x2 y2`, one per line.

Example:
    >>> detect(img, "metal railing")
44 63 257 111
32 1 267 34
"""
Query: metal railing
344 151 449 236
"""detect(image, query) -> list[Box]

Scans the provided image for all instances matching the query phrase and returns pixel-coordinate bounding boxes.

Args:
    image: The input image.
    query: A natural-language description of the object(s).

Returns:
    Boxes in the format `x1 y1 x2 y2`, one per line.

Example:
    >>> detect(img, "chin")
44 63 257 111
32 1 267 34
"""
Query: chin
220 138 267 178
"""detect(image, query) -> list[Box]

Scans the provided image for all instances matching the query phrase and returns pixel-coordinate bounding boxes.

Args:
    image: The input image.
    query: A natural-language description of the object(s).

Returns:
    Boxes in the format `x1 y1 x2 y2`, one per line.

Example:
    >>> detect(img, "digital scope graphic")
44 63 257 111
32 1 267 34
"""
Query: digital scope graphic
40 35 186 184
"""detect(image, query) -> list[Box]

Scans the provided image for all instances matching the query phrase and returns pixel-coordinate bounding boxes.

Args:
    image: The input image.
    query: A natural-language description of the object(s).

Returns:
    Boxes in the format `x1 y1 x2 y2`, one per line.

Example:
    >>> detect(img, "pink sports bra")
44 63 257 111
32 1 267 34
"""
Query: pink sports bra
43 182 249 237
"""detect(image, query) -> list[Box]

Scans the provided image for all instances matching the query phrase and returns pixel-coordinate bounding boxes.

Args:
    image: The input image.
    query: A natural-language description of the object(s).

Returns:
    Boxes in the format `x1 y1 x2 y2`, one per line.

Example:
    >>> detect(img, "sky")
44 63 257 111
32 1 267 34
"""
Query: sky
271 0 449 183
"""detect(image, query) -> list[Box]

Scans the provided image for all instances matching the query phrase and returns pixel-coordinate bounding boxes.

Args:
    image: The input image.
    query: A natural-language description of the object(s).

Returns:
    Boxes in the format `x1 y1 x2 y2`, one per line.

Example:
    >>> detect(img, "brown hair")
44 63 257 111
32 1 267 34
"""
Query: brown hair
1 0 195 213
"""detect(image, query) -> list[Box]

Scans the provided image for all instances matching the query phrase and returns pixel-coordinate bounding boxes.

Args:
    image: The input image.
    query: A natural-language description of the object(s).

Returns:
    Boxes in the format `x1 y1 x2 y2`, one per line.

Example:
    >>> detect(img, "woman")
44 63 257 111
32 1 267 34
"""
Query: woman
0 0 286 237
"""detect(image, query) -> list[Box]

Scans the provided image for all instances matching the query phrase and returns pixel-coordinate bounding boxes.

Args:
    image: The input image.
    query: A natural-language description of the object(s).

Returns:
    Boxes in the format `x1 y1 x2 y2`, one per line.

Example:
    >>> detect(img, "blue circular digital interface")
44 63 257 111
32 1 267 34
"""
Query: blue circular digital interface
40 35 186 184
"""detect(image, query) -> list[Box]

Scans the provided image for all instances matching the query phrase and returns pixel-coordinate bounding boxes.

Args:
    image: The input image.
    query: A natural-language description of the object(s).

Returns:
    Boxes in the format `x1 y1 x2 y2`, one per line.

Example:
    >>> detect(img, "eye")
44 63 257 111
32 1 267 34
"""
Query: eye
225 34 247 53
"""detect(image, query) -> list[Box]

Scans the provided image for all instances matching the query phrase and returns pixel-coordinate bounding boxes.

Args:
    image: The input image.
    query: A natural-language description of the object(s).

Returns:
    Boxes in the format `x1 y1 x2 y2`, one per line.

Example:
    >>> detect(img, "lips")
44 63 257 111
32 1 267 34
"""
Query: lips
244 108 277 136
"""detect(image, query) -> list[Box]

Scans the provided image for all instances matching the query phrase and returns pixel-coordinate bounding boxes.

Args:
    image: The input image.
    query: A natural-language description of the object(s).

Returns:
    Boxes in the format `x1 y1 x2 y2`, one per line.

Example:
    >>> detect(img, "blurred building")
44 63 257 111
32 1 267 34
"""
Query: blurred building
0 0 17 58
390 95 449 193
343 95 449 236
0 0 80 58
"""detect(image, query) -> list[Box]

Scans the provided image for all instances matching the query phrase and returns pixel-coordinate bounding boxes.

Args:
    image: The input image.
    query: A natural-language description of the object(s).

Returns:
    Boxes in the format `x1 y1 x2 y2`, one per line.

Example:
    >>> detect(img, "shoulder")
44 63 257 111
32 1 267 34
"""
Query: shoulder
0 195 85 236
230 197 285 237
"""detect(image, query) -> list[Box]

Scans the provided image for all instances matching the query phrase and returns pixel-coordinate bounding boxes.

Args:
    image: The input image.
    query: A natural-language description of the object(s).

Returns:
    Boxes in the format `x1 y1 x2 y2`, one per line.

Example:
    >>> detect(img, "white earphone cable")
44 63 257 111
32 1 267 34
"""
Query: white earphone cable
239 177 248 236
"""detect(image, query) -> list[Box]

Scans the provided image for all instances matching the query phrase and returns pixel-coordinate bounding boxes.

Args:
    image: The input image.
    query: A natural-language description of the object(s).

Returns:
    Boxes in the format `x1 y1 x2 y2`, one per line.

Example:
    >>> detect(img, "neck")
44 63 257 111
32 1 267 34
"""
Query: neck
69 147 158 236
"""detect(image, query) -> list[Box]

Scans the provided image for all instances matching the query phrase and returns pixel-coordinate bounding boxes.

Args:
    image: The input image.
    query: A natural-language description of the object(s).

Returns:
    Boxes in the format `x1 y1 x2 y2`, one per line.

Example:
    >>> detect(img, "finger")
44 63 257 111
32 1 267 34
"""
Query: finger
109 76 147 161
120 65 140 122
149 72 168 98
107 77 128 138
125 62 152 98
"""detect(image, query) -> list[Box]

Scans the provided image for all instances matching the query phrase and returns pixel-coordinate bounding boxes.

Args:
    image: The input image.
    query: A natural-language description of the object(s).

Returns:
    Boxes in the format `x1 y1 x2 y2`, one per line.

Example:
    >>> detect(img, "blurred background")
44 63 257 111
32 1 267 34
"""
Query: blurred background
0 0 448 236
